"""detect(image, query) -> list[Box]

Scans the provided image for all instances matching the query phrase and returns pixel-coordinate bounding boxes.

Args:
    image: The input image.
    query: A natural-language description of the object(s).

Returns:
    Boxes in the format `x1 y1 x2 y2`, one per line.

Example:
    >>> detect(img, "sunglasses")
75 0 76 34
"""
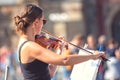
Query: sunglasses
43 19 47 25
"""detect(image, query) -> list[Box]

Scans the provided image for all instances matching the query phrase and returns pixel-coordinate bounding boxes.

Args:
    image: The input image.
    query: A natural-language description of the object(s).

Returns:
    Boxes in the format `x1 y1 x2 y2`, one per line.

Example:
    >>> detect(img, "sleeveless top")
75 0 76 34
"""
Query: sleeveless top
18 41 51 80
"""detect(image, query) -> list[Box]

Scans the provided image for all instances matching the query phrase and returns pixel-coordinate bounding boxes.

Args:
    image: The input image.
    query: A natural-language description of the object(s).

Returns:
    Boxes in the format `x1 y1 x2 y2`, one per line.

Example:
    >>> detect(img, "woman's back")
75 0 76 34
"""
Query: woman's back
19 41 50 80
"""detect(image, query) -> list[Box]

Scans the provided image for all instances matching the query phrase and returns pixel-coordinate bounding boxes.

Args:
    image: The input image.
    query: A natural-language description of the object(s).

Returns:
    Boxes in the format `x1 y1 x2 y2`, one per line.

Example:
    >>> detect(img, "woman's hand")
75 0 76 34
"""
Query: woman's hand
92 51 106 60
49 36 68 54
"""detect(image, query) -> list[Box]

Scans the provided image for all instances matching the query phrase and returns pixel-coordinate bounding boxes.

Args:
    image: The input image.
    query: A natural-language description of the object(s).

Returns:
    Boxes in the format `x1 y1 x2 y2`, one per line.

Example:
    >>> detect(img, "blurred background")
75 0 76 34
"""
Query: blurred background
0 0 120 80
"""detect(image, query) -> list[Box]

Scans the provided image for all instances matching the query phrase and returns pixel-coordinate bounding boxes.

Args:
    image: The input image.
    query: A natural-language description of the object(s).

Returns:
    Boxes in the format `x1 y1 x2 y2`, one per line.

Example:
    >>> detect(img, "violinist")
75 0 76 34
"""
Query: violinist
14 4 106 80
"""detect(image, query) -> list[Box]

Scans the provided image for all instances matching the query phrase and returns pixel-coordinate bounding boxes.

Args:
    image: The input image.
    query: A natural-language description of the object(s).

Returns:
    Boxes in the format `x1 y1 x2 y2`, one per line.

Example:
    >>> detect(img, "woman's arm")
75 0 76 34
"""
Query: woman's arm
26 42 105 65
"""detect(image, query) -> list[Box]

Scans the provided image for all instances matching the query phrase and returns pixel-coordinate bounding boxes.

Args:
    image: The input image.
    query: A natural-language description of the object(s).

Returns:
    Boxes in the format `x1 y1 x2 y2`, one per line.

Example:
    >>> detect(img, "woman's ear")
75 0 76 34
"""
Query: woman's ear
33 18 39 26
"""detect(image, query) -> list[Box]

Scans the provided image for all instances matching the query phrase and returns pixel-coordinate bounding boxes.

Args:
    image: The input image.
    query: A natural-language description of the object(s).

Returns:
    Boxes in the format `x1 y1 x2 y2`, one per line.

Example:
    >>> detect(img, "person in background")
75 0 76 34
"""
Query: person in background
14 3 106 80
97 35 107 51
106 39 117 58
69 34 85 53
62 34 85 80
96 35 107 80
86 34 97 50
104 47 120 80
0 46 10 80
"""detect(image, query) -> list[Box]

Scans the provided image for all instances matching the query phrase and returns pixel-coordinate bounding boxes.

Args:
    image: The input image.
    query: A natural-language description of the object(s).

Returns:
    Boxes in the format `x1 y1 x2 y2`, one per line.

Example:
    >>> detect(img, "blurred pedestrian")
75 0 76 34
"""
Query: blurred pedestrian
97 35 107 51
86 34 97 50
0 46 10 80
96 35 107 80
62 34 85 80
106 39 117 58
104 47 120 80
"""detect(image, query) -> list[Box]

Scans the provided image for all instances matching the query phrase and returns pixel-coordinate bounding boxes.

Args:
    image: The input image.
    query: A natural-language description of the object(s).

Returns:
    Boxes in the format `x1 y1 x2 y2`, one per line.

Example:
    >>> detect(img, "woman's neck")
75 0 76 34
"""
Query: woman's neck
21 35 34 41
20 30 35 42
20 25 36 41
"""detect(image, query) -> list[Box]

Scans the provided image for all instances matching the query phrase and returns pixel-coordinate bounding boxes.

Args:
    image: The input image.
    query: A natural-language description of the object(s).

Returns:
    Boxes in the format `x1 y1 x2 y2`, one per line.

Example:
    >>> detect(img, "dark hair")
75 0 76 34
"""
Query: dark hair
14 4 43 34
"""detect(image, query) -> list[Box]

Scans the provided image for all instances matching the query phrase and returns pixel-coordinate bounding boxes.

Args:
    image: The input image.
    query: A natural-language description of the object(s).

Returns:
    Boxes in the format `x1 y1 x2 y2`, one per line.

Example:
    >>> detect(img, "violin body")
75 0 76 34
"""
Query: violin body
35 34 61 49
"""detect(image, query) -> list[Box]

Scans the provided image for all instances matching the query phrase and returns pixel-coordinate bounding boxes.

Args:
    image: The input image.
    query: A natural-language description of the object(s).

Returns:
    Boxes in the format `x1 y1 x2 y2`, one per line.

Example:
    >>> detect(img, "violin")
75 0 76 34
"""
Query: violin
35 34 68 49
35 29 109 62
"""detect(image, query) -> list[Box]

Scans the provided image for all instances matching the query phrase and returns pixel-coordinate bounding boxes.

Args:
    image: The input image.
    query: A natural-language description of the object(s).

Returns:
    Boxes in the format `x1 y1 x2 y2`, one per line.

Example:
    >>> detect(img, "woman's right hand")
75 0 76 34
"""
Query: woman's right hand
92 51 106 60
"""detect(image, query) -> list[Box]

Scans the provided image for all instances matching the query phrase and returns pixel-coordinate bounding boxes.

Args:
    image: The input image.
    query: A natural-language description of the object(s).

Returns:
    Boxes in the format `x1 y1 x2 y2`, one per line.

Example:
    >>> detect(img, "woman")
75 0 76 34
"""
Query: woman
14 4 106 80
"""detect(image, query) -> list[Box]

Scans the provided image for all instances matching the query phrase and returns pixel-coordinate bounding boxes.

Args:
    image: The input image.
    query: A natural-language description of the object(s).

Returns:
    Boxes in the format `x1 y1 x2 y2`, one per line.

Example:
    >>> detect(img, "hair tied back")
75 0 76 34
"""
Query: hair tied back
14 16 22 25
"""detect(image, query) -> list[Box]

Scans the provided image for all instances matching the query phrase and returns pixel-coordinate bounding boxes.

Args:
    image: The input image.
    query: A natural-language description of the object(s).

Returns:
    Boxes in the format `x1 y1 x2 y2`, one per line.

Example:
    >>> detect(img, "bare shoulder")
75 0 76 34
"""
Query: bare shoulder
25 41 43 53
19 41 43 58
20 41 44 63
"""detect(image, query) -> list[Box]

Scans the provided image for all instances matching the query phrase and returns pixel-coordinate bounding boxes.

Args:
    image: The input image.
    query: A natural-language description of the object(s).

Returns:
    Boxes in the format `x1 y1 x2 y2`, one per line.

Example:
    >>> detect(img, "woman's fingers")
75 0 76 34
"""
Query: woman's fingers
93 51 106 60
